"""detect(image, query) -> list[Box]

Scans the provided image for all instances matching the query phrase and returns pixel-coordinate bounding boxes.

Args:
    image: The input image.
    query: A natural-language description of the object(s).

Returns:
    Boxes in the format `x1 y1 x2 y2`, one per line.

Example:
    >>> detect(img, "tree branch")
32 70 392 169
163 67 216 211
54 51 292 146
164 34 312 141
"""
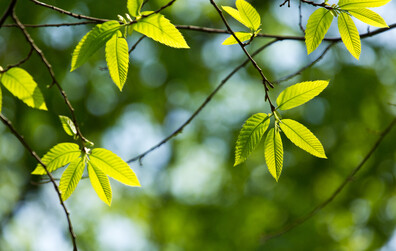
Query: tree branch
0 47 34 73
0 0 16 29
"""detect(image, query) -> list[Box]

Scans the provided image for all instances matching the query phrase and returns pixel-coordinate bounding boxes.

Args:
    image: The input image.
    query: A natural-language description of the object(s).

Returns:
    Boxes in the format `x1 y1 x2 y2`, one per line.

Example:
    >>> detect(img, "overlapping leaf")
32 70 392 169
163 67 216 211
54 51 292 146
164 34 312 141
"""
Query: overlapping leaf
0 68 47 110
32 143 81 174
222 6 251 28
235 0 261 31
89 148 140 187
71 21 121 71
338 12 361 59
223 32 252 45
59 115 77 137
305 8 333 54
105 31 130 91
338 0 390 9
264 128 283 182
132 13 189 48
234 113 270 166
348 8 388 27
128 0 144 17
88 161 112 206
277 80 329 110
280 119 326 158
59 157 86 201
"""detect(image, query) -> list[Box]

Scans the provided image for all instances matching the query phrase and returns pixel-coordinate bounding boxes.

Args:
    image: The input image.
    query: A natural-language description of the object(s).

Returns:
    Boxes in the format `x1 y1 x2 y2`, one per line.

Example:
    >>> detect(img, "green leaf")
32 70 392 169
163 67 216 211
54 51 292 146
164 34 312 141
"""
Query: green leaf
59 156 86 201
59 115 77 137
132 13 189 48
105 31 130 91
0 68 47 110
264 128 283 182
338 0 391 9
305 8 333 54
222 6 251 28
71 21 121 71
234 113 270 166
222 32 253 45
348 8 388 27
89 148 140 186
236 0 261 31
88 161 112 206
338 12 361 60
276 80 329 110
280 119 327 158
128 0 144 17
32 143 81 175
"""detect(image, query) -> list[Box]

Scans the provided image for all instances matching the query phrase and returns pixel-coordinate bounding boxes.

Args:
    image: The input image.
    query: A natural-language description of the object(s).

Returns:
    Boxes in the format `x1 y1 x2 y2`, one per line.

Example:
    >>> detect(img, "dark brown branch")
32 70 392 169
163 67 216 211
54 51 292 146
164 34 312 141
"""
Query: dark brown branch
141 0 176 18
0 47 34 73
261 117 396 243
129 35 146 54
0 114 78 251
127 39 279 163
301 0 334 9
2 21 97 28
0 0 16 28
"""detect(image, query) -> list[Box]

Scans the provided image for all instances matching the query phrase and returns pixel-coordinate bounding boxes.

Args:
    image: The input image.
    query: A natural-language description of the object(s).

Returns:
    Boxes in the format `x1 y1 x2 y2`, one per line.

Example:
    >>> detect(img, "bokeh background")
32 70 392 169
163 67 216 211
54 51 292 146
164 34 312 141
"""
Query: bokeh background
1 0 396 250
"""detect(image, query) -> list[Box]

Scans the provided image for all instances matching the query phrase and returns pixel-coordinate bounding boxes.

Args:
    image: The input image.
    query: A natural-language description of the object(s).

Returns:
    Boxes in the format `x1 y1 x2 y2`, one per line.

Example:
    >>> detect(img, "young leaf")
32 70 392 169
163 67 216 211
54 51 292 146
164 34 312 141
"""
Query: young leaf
338 0 391 9
234 113 270 166
348 8 388 27
264 128 283 182
59 157 86 201
105 31 130 91
32 143 81 175
276 80 329 110
236 0 261 31
222 6 252 28
0 68 47 110
222 32 253 45
59 115 77 137
280 119 327 158
338 12 361 60
89 148 140 187
305 8 333 54
88 162 112 206
132 13 189 48
71 21 121 71
128 0 144 17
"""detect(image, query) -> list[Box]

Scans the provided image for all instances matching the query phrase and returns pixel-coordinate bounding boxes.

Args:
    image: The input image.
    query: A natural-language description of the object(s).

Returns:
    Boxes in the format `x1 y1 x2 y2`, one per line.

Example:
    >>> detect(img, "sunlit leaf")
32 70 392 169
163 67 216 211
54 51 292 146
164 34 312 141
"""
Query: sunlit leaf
338 12 361 59
105 31 129 91
222 6 251 28
71 21 121 71
236 0 261 30
132 13 189 48
128 0 144 17
59 115 77 137
264 128 283 182
222 32 253 45
32 143 81 175
277 80 329 110
88 161 112 206
234 113 270 166
348 8 388 27
89 148 140 187
338 0 391 9
280 119 327 158
59 156 86 201
305 8 333 54
0 68 47 110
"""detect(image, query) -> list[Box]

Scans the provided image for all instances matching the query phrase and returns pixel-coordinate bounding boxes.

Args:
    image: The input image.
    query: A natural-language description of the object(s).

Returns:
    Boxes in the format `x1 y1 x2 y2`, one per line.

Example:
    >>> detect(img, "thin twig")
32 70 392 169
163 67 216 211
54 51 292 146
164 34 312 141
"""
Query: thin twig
0 47 34 73
127 39 279 163
129 35 146 54
301 0 334 9
0 114 78 251
261 117 396 243
0 0 16 28
2 21 97 28
141 0 177 18
298 0 305 33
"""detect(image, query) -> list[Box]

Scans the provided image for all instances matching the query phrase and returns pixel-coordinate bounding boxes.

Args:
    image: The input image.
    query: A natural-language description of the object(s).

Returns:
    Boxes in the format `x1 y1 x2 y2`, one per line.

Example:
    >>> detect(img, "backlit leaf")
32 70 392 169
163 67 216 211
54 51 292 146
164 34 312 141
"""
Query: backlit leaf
236 0 261 30
234 113 270 166
222 32 252 45
280 119 327 158
88 161 112 206
132 13 189 48
305 8 333 54
32 143 81 175
0 68 47 110
89 148 140 187
128 0 144 17
277 80 329 110
105 31 129 91
71 21 121 71
222 6 251 28
348 8 388 27
338 0 391 9
338 12 361 59
264 128 283 182
59 156 86 201
59 115 77 137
